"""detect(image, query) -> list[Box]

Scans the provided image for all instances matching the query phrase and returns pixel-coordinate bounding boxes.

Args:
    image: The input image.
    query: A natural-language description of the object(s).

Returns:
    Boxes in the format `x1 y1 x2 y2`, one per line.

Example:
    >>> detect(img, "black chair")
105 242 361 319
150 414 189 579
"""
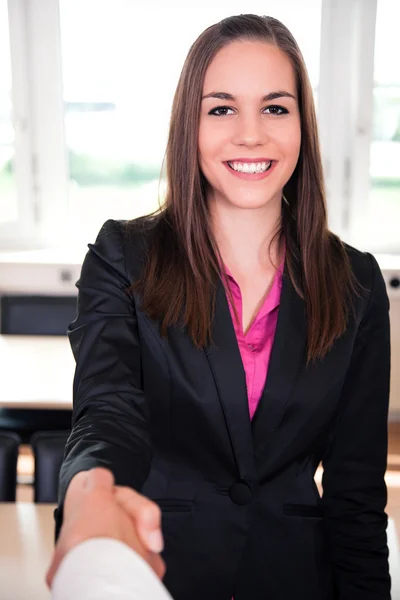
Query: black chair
31 430 69 503
0 293 75 442
0 431 21 501
0 409 72 444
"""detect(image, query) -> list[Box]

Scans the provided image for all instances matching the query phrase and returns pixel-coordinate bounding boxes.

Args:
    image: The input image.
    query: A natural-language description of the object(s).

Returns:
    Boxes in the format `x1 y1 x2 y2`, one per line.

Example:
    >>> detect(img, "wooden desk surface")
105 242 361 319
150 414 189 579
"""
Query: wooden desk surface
1 503 400 598
0 336 74 409
0 503 55 600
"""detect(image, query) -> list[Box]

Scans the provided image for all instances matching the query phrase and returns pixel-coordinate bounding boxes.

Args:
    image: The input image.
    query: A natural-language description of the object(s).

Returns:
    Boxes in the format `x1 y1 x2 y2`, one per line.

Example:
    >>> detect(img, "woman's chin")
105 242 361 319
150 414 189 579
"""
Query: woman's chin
219 194 282 212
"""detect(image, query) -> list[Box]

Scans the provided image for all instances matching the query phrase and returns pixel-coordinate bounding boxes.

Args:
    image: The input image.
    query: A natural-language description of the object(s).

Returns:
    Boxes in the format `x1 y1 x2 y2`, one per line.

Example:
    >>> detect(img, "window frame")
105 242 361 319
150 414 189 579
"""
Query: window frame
1 0 68 249
1 0 35 248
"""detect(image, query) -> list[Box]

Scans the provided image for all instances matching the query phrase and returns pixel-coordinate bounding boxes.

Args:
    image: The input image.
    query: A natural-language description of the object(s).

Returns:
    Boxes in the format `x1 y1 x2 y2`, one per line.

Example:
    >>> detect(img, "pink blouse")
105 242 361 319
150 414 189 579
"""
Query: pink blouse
224 258 284 420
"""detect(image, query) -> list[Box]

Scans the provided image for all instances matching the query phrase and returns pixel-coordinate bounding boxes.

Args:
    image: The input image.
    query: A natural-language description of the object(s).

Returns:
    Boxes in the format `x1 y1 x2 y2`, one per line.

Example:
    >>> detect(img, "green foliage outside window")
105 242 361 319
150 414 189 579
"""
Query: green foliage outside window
1 153 161 187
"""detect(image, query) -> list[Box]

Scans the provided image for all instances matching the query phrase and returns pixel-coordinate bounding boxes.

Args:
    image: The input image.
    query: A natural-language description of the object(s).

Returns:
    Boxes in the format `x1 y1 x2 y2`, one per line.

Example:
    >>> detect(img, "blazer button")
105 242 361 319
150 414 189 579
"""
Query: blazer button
229 481 253 505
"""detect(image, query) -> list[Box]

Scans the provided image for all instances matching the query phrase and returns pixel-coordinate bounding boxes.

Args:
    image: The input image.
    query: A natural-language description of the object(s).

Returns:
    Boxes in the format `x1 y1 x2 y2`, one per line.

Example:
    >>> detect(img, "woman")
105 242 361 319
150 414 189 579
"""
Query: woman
56 14 391 600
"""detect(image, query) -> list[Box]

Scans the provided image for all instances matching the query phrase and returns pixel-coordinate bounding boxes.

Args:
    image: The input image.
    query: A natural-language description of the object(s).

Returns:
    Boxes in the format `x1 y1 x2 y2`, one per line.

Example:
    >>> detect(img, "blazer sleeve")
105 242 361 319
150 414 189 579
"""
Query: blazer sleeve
56 220 152 536
321 253 391 599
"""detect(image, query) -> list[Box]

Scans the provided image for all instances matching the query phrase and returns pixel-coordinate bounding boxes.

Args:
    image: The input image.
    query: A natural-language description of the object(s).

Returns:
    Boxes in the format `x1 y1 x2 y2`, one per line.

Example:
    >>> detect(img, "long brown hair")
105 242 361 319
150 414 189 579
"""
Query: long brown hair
132 14 360 364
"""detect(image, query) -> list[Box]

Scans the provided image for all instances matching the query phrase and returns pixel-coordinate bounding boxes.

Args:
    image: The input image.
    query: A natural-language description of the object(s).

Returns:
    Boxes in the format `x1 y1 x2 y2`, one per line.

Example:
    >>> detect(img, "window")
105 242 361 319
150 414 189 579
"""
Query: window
0 0 17 224
3 0 399 256
59 0 322 245
368 0 400 252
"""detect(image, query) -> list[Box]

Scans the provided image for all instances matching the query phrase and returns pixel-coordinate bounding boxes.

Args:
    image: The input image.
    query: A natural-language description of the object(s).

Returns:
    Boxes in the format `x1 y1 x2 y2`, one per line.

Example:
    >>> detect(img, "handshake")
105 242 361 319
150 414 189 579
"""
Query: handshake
46 468 169 598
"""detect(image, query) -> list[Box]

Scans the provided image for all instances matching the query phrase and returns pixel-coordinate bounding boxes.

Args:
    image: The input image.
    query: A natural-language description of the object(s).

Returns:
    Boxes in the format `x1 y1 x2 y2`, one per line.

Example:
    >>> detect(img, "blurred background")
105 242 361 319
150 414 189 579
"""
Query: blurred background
0 1 399 598
0 0 399 249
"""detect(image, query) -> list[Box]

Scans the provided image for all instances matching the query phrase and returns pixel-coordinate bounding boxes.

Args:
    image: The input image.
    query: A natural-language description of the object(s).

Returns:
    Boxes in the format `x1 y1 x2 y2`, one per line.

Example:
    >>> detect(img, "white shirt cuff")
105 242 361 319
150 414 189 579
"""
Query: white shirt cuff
52 538 172 600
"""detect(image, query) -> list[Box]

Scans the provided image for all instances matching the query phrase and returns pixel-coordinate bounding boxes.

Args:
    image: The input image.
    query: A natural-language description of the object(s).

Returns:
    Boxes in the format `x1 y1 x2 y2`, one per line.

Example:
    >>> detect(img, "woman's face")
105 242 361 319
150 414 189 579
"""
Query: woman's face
198 40 301 212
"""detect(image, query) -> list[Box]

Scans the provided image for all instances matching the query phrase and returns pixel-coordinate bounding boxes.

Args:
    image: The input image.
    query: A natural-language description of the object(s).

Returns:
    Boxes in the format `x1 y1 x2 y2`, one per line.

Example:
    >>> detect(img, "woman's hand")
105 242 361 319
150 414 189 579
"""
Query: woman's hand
46 468 165 588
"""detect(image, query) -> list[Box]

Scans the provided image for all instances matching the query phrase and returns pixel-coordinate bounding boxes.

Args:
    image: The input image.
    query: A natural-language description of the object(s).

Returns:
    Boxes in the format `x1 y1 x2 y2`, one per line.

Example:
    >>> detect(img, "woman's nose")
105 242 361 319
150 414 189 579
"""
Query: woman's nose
233 115 266 147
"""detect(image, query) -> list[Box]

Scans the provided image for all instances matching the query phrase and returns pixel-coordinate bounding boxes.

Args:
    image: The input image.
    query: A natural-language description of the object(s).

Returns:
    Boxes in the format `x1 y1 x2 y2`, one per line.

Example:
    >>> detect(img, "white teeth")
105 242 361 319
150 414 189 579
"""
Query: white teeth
228 161 272 174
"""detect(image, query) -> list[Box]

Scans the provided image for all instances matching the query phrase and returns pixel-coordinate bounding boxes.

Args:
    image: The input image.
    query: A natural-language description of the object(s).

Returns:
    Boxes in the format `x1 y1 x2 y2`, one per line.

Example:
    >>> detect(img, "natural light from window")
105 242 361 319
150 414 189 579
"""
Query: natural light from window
368 0 400 251
59 1 322 244
0 0 17 225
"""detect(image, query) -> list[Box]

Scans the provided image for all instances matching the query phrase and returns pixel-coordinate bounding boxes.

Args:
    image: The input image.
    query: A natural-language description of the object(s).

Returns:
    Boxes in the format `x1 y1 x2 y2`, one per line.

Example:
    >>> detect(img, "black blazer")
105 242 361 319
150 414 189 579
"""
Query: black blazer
56 219 391 600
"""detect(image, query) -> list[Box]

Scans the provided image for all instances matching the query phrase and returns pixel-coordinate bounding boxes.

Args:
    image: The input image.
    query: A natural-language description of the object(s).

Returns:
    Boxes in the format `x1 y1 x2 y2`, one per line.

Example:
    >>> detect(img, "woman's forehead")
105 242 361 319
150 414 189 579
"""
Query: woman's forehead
202 40 296 97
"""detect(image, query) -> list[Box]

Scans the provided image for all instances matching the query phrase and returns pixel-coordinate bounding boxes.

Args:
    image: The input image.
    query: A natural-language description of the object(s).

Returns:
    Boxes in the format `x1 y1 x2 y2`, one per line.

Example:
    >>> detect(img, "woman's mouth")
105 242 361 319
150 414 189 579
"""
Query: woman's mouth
223 159 276 180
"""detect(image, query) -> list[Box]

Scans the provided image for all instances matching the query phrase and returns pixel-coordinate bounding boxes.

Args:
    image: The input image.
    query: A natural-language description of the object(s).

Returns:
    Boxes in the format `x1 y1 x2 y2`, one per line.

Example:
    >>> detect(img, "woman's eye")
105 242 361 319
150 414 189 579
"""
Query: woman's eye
208 106 234 116
264 105 288 115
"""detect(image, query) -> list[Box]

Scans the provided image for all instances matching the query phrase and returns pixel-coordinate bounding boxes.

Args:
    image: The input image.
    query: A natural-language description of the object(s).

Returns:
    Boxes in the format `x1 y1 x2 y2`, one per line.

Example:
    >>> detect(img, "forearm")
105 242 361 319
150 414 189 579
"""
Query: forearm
56 411 152 538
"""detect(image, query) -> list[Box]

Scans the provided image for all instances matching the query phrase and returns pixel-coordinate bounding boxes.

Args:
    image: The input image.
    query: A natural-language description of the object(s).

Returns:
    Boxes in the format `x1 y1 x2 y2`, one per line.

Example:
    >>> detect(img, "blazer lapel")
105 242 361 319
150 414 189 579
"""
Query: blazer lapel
204 281 256 481
251 263 307 458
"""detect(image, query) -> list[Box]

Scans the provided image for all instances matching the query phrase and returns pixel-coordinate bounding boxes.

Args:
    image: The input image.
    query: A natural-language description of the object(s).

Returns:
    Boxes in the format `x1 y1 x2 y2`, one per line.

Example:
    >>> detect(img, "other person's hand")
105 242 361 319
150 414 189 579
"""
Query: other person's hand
46 468 165 588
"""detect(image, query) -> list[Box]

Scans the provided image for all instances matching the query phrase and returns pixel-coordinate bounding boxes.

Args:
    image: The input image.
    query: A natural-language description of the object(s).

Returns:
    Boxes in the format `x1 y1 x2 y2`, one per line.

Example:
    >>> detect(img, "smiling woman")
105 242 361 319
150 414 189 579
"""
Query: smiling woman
57 13 391 600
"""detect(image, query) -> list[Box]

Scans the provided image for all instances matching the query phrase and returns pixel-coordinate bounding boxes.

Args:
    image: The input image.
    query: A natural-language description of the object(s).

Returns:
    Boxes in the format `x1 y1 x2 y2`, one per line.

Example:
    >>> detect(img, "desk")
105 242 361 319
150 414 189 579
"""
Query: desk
0 503 400 598
0 503 55 600
0 336 74 410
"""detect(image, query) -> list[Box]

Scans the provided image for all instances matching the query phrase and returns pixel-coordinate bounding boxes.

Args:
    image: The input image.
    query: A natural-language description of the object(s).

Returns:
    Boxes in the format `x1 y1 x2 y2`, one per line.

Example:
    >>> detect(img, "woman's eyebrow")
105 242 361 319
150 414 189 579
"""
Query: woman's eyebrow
201 90 296 101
